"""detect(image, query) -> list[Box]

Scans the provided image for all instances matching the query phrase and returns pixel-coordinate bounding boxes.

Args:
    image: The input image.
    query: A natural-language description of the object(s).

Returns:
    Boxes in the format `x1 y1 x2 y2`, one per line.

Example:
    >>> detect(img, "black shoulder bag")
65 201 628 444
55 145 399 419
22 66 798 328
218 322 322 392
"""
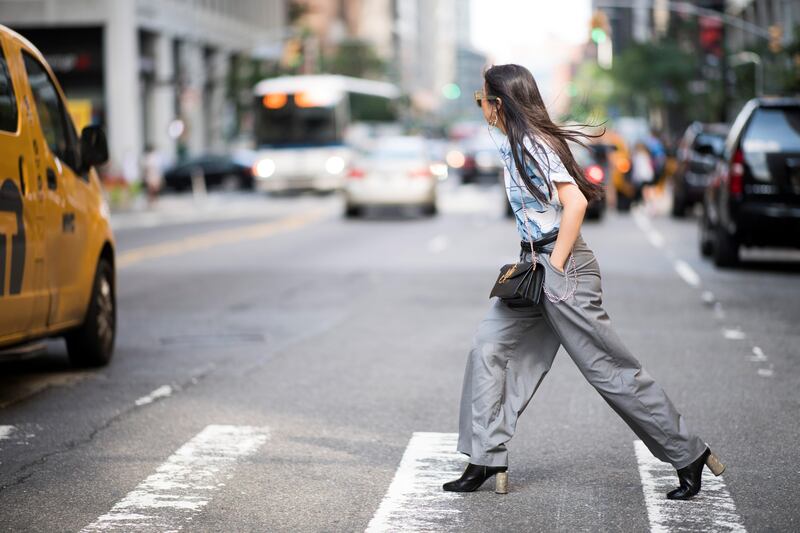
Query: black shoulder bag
490 160 545 306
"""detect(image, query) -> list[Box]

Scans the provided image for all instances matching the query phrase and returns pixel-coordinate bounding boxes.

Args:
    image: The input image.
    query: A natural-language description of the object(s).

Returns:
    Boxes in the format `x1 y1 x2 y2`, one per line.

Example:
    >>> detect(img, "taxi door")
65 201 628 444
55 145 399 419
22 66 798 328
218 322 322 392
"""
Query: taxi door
19 48 89 328
0 34 46 340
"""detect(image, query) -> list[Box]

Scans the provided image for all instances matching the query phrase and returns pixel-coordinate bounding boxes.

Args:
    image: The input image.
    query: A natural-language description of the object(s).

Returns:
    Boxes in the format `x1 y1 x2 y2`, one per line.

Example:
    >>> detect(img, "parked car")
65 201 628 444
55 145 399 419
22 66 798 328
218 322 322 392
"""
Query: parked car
343 136 446 217
581 143 608 220
0 25 115 366
672 122 728 217
164 153 255 191
460 130 504 184
700 97 800 266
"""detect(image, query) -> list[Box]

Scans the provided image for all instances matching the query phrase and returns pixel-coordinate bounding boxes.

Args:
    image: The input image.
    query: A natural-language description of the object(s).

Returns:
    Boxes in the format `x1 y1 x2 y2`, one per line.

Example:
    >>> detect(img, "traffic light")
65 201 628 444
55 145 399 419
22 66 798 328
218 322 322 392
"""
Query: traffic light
699 16 723 57
590 11 611 44
442 83 461 100
769 24 783 53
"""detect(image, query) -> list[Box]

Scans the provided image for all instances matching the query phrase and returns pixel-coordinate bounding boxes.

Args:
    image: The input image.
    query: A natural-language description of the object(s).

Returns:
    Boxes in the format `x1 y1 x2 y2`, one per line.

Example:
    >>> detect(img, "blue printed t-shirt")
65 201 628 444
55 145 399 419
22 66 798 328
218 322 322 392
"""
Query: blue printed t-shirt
498 134 576 242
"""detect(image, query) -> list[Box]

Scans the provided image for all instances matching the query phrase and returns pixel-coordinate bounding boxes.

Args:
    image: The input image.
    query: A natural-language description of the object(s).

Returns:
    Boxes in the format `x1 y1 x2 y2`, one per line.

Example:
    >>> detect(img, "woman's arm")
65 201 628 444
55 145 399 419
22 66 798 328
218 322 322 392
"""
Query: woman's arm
549 182 587 272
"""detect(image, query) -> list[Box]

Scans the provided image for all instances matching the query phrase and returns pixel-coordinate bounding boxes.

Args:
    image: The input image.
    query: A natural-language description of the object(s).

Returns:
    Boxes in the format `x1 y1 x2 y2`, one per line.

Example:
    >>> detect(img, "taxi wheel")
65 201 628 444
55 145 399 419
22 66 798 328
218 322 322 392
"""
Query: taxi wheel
66 259 116 367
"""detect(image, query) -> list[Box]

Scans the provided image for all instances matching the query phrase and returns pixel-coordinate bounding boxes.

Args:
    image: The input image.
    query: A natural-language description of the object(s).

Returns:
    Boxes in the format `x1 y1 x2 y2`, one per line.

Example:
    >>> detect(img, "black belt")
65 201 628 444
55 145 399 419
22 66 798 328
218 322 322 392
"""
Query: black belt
520 232 558 253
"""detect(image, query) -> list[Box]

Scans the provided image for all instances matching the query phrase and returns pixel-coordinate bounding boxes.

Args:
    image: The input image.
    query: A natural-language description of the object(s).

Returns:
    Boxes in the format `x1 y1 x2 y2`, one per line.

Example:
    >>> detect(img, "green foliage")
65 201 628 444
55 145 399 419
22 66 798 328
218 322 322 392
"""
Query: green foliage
566 62 614 123
775 25 800 93
323 39 387 80
609 40 698 113
568 38 725 131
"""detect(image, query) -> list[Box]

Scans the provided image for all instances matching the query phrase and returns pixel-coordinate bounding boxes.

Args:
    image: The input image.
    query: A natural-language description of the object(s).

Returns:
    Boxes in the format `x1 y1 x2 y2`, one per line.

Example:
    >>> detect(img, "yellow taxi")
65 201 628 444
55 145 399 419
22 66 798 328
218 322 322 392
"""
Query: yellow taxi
0 25 116 367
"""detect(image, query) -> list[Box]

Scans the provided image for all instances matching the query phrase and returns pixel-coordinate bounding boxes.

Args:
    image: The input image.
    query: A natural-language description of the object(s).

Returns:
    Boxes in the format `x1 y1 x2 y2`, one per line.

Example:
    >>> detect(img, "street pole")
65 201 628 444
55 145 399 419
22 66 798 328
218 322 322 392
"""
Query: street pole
715 1 728 123
729 51 764 97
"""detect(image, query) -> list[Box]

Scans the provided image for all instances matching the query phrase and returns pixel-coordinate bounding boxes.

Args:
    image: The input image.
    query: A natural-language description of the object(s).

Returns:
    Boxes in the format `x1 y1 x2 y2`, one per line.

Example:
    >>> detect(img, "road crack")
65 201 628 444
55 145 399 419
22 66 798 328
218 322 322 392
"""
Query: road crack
0 363 215 494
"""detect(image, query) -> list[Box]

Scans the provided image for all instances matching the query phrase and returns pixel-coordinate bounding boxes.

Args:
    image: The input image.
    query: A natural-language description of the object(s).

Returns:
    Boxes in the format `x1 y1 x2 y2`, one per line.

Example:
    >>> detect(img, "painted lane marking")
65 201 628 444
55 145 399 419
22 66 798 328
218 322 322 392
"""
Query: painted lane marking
0 425 14 441
634 441 746 532
366 432 463 532
723 328 747 340
0 425 14 465
747 346 767 362
757 367 774 377
633 208 774 381
117 208 330 269
134 385 173 407
81 424 269 532
673 260 701 288
427 235 449 254
632 208 665 248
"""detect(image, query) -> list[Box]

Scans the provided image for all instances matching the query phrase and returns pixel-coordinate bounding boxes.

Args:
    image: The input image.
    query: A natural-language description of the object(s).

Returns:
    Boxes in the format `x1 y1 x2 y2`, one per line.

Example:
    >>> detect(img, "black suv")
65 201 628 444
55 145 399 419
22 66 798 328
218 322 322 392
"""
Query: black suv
672 122 727 217
700 98 800 266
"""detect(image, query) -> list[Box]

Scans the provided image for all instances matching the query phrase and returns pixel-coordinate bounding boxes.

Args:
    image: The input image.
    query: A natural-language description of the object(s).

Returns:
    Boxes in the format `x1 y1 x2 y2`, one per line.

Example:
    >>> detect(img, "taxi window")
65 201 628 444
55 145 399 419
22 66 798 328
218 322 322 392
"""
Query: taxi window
0 45 18 132
22 52 78 170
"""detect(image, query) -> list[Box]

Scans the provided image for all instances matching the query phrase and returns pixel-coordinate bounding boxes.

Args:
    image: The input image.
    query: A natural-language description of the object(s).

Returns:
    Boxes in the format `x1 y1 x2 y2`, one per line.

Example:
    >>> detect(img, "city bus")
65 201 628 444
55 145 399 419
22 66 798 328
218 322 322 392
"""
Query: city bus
250 74 401 193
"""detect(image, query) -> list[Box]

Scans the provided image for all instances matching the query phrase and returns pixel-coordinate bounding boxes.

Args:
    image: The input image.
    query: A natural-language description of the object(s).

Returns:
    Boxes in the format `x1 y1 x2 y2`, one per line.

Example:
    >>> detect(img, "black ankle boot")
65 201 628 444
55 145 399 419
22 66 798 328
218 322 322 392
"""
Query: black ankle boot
443 463 508 493
667 447 726 500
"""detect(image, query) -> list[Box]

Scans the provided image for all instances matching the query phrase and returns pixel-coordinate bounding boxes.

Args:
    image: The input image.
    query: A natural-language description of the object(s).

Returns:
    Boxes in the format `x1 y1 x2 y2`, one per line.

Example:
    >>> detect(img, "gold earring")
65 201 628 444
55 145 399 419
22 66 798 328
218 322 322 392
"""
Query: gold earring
490 110 498 127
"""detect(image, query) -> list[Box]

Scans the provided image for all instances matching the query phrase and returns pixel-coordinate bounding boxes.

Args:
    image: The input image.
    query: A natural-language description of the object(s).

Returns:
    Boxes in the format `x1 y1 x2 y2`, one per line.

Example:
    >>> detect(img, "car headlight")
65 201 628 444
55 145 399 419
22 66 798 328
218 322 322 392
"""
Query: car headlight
325 156 345 174
253 158 276 178
429 163 448 180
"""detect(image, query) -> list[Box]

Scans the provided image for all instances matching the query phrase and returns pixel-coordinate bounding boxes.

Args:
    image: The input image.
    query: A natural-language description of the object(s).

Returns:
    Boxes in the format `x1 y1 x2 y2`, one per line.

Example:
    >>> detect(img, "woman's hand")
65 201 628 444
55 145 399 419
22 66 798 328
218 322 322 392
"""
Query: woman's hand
549 182 587 270
550 260 565 273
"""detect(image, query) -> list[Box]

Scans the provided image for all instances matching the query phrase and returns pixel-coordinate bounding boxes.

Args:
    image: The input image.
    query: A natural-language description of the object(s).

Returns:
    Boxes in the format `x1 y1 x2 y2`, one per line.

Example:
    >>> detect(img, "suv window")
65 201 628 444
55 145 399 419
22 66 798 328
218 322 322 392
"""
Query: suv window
0 45 18 132
22 52 79 170
693 133 725 156
742 107 800 181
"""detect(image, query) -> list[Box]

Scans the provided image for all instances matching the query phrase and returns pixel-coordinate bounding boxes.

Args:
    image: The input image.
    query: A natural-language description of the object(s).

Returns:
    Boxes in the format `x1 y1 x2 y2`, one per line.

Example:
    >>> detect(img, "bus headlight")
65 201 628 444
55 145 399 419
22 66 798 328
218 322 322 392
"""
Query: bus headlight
253 158 276 178
325 156 345 174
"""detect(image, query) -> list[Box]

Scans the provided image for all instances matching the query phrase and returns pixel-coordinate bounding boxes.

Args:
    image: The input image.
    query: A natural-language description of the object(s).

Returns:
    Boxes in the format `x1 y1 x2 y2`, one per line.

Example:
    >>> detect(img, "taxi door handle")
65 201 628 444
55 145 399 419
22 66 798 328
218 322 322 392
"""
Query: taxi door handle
46 168 57 190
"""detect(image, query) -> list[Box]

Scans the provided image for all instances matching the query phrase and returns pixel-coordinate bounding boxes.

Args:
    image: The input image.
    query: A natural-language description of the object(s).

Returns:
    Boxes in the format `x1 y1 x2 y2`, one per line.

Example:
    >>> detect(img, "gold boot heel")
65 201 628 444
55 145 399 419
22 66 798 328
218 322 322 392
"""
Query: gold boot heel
494 471 508 494
706 452 726 476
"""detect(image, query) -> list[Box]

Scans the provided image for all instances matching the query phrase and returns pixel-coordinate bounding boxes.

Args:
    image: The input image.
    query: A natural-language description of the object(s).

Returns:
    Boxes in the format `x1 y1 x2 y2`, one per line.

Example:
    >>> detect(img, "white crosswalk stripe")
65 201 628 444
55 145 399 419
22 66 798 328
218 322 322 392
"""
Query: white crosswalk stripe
634 440 746 532
366 432 464 533
81 424 269 532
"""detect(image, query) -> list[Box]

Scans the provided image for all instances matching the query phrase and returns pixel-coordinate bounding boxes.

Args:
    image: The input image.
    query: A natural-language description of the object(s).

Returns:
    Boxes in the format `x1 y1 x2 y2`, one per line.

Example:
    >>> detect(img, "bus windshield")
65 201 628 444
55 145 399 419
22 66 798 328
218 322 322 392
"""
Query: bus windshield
255 100 339 147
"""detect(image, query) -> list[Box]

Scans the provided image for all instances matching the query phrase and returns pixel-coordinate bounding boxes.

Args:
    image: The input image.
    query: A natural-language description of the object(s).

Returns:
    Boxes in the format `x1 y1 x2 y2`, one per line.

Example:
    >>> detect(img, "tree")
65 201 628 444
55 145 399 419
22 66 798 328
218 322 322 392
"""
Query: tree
323 39 387 80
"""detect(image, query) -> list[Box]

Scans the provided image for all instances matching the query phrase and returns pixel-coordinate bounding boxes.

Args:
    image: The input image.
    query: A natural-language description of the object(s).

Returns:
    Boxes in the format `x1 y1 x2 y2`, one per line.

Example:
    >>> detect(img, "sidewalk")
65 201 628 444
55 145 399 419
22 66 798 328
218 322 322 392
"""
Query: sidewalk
110 191 330 231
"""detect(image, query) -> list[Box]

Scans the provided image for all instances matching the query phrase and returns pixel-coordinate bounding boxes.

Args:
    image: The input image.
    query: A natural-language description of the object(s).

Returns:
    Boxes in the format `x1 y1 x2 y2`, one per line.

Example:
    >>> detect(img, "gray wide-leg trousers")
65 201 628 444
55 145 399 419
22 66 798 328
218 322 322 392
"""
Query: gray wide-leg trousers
457 235 707 470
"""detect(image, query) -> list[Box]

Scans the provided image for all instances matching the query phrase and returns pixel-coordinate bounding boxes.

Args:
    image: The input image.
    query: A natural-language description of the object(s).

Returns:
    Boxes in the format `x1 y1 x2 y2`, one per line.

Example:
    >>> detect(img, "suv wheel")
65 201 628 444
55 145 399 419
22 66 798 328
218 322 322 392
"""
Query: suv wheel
671 190 687 218
344 203 362 218
713 226 739 267
699 209 713 257
66 259 116 367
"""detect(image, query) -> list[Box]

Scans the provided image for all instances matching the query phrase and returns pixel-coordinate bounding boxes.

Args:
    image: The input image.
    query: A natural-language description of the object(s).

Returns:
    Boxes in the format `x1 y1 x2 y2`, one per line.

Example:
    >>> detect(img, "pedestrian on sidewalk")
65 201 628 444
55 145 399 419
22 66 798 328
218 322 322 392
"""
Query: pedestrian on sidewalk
444 64 725 500
142 144 164 208
631 141 655 211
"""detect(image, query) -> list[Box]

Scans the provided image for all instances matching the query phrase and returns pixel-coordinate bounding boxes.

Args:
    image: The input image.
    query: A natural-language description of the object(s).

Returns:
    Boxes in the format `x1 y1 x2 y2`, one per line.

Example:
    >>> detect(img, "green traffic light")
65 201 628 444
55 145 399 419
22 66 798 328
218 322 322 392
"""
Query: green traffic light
591 28 607 44
442 83 461 100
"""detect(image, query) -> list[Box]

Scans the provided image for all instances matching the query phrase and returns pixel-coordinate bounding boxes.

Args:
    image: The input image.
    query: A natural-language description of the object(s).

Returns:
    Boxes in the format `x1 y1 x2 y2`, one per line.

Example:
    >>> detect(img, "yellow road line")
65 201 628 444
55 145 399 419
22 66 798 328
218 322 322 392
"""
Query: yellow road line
117 208 329 269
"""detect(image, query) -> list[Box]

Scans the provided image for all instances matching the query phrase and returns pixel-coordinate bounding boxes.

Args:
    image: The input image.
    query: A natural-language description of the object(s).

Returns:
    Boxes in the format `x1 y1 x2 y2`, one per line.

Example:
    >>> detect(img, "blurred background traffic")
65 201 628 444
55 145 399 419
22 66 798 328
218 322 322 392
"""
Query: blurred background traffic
4 0 799 264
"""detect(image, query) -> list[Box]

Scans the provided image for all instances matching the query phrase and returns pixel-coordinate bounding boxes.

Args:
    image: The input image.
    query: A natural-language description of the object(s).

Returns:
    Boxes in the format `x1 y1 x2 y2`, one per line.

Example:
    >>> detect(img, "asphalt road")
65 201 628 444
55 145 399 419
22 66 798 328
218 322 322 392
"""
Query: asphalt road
0 185 798 532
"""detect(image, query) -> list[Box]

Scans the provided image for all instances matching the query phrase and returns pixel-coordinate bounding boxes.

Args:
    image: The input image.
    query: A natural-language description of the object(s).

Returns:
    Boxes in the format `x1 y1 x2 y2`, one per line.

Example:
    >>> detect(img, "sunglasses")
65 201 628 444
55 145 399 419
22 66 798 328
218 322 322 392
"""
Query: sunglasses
474 90 498 108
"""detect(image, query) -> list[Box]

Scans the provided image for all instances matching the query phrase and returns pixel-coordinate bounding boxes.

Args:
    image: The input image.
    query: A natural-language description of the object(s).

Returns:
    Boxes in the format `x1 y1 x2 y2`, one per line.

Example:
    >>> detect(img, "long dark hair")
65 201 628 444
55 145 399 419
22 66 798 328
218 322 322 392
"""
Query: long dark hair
484 64 603 203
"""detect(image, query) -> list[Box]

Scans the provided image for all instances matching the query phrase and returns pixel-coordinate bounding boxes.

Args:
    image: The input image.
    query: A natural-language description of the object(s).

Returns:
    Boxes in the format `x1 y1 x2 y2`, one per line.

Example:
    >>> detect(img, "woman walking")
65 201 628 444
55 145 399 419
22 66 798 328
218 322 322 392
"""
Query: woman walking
443 64 724 500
